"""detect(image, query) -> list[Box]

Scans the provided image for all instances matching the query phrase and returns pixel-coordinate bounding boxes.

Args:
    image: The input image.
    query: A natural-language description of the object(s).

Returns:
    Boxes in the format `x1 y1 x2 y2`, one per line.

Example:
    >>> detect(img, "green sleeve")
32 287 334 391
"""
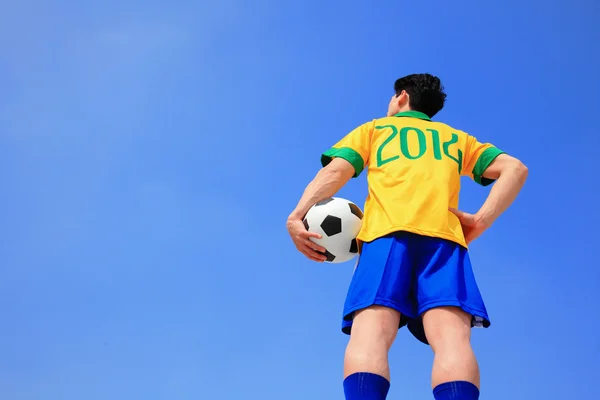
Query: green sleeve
472 147 505 186
321 147 365 178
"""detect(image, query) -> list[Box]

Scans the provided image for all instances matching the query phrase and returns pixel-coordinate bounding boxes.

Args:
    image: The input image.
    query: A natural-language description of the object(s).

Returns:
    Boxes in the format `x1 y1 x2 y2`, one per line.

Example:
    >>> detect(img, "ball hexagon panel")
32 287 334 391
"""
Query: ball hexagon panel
319 249 336 262
349 203 364 219
349 238 358 254
315 198 334 207
320 215 342 237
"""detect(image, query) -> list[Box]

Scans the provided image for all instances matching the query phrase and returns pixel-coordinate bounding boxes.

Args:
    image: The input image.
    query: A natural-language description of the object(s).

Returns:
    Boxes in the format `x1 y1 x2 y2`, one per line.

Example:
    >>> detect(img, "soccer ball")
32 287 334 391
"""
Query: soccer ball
303 197 364 263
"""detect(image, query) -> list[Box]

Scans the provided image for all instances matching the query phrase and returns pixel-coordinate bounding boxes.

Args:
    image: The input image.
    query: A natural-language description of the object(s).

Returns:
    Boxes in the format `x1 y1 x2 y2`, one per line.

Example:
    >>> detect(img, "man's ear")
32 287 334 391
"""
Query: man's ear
397 90 409 107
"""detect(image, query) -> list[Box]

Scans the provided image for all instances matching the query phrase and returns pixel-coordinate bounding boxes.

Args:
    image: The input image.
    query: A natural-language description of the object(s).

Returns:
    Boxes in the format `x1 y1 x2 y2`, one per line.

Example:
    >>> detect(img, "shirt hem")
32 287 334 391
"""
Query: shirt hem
358 225 468 249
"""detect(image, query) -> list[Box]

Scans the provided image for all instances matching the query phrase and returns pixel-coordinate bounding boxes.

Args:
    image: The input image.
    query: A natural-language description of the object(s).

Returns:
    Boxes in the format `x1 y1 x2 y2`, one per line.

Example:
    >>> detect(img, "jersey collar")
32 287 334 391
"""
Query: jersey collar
394 111 431 121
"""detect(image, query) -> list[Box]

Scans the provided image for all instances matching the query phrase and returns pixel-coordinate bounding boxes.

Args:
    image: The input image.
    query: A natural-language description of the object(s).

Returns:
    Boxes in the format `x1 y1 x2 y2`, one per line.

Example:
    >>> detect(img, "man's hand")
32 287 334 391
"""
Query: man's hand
286 217 328 262
449 208 491 245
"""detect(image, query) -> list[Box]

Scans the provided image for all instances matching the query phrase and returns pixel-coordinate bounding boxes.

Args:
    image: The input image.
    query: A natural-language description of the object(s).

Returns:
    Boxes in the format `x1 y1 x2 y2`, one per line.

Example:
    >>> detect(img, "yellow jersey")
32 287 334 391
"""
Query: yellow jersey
321 111 504 249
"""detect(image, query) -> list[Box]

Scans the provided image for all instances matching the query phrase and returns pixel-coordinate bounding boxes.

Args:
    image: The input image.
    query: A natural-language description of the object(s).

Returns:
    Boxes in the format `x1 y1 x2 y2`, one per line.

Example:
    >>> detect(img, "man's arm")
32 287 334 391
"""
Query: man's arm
451 153 528 244
288 157 356 221
287 120 371 261
286 157 356 262
475 153 528 227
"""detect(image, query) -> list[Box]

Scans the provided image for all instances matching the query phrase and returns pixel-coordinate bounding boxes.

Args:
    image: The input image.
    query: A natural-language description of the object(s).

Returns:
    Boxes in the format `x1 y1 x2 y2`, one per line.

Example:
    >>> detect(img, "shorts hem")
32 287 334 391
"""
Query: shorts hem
343 298 415 321
341 298 416 335
418 299 491 327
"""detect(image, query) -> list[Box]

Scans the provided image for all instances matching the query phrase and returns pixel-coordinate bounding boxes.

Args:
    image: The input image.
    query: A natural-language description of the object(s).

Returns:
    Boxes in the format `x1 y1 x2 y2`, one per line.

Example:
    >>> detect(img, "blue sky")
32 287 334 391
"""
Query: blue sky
1 1 599 399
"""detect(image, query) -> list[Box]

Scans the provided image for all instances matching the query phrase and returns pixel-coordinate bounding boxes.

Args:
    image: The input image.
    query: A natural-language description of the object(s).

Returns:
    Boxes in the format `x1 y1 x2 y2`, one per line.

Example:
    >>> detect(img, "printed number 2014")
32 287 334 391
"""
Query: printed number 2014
375 125 463 173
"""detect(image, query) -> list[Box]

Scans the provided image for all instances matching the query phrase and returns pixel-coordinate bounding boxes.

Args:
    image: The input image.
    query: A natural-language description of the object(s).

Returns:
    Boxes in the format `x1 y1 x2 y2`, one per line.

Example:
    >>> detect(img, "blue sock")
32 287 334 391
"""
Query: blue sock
343 372 390 400
433 381 480 400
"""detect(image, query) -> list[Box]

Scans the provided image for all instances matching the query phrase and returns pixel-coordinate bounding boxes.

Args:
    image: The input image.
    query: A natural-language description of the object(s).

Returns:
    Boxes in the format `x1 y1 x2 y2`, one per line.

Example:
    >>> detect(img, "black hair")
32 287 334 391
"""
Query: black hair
394 73 447 118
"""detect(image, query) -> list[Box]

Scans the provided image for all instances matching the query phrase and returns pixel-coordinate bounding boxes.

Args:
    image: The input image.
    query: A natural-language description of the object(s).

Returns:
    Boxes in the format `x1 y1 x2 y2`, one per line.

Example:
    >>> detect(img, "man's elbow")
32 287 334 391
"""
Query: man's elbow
483 154 528 182
510 159 529 183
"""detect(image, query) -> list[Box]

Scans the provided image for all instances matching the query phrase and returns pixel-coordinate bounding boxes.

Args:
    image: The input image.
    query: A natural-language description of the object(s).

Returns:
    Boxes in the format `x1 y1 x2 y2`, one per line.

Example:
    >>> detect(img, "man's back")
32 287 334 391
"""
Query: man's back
321 110 503 248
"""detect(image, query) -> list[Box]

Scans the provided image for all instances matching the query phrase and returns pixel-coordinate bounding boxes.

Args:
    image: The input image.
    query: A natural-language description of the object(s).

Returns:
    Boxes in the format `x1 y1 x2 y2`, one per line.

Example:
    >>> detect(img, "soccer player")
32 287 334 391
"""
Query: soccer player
286 73 528 400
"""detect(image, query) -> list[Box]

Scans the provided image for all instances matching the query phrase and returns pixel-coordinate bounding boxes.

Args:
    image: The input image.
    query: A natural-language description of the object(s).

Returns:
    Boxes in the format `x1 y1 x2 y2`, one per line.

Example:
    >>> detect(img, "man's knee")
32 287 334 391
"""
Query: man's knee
422 307 480 389
422 306 472 352
349 305 401 351
344 306 400 379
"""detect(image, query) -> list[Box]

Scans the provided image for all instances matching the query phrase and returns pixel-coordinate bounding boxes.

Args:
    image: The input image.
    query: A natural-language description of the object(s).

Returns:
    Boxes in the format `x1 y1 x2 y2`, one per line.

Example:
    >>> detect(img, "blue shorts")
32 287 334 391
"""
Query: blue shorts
341 231 490 345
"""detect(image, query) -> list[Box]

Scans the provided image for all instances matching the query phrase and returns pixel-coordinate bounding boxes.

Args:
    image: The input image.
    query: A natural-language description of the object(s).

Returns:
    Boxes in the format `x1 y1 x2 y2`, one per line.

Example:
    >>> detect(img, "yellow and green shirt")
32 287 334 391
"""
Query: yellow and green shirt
321 111 504 249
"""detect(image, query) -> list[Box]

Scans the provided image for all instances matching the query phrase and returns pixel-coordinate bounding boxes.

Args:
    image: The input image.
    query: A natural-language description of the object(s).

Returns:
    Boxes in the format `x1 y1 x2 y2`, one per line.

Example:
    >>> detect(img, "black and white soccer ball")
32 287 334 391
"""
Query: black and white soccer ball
303 197 364 263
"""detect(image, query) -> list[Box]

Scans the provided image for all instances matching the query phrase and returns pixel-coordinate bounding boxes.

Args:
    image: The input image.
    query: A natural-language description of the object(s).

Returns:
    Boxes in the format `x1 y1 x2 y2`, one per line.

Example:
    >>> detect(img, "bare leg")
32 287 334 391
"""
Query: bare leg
422 306 480 389
343 305 401 381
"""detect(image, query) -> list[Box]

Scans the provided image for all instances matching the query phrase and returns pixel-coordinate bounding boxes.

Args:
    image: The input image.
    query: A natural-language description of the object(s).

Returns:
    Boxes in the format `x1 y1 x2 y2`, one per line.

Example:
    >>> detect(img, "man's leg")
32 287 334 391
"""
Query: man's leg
423 306 480 400
343 305 401 400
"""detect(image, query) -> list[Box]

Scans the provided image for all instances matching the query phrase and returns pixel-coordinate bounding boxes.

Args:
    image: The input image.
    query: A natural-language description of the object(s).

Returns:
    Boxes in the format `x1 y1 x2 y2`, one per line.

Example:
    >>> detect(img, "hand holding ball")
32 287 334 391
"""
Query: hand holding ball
303 197 364 263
